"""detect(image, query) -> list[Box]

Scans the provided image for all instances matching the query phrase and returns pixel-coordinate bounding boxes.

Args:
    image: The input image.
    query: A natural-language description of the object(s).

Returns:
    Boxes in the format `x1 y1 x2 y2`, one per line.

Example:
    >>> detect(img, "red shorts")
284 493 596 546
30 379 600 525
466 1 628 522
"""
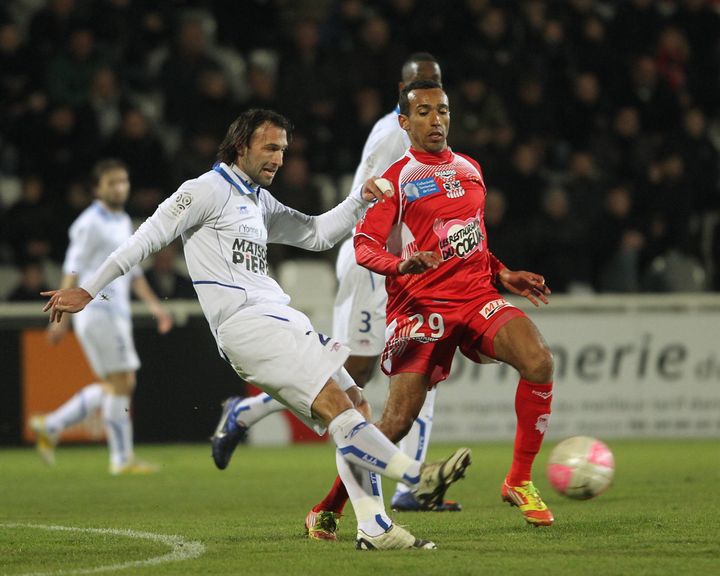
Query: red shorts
380 295 526 386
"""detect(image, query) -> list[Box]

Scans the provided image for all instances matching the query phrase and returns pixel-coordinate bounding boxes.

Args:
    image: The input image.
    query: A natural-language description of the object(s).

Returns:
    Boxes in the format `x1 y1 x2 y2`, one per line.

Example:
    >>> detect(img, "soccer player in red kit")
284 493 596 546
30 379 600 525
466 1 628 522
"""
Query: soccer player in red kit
354 79 555 526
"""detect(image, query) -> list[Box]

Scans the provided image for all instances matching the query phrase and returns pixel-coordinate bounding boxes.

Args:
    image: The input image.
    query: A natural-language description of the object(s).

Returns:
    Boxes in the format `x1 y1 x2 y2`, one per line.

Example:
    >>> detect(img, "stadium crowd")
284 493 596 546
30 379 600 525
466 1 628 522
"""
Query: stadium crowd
0 0 719 298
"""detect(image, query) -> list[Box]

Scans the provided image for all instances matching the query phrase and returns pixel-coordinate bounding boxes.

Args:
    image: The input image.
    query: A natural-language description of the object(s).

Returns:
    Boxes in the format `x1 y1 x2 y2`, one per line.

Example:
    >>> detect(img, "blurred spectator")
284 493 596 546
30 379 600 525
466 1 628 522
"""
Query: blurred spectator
159 13 222 126
590 106 655 183
561 72 608 149
78 67 126 140
610 0 662 58
187 64 237 139
484 188 527 272
564 150 605 228
45 25 109 106
496 140 548 225
676 108 719 211
448 67 507 155
103 106 168 214
15 101 95 197
623 54 681 134
244 50 280 111
508 74 556 142
7 258 50 301
655 25 690 94
27 0 81 60
590 183 645 292
170 130 219 190
212 0 281 55
142 241 194 300
0 176 53 264
528 186 591 293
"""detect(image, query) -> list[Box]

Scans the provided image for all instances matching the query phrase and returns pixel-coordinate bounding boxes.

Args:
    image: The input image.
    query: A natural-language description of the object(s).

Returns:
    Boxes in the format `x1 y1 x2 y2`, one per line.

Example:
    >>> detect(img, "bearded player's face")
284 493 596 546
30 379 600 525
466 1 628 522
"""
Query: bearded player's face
400 88 450 154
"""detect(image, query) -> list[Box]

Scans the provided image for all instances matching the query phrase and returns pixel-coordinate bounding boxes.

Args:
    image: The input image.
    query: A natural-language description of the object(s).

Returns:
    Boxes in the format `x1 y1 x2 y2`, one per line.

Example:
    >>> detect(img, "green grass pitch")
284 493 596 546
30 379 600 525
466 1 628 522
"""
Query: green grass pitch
1 440 718 576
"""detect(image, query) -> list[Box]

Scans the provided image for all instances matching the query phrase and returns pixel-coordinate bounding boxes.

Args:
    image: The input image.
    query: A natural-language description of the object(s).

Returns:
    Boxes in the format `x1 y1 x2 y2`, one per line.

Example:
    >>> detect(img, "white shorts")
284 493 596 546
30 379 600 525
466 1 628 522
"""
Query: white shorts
72 308 140 378
216 303 352 434
332 238 387 357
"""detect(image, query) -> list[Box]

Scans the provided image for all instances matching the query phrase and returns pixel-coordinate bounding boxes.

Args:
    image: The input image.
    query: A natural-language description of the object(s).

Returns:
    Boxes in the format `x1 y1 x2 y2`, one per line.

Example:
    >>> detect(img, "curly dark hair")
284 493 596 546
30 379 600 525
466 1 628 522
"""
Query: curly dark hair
216 109 293 165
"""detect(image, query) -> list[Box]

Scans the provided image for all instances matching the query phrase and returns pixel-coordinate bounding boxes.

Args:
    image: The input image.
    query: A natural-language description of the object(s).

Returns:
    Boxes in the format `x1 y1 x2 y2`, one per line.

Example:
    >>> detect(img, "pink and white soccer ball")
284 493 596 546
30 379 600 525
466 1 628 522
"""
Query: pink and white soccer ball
546 436 615 500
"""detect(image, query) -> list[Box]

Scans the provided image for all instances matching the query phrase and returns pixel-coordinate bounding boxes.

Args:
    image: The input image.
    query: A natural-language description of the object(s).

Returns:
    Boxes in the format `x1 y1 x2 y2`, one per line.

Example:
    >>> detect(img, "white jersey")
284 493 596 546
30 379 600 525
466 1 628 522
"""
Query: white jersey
63 200 139 317
348 106 410 213
333 107 410 355
82 162 369 339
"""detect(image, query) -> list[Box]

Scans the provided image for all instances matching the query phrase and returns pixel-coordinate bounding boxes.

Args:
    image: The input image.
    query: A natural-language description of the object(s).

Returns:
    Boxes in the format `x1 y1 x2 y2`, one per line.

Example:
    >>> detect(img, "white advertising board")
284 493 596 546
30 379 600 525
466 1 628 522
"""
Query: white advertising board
362 306 720 441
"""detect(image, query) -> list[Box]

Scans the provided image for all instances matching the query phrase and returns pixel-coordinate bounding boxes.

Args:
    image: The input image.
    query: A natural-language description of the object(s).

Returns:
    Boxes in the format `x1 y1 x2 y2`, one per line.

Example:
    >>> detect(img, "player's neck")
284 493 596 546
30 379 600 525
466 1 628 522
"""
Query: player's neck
97 199 124 213
409 146 452 163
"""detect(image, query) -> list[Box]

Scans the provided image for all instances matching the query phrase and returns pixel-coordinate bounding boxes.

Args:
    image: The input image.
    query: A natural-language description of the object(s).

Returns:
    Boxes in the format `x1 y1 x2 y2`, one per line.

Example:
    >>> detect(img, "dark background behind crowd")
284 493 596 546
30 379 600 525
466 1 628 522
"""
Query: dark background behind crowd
0 0 719 301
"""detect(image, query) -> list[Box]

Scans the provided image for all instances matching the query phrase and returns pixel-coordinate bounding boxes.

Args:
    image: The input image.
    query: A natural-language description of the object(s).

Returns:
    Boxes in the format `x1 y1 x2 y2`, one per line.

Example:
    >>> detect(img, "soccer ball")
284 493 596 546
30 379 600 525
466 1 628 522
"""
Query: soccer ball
546 436 614 500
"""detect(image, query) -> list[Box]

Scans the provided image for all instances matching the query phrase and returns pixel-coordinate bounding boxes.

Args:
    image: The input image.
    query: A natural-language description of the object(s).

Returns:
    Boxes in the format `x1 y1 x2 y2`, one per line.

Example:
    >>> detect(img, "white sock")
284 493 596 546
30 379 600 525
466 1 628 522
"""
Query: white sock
394 387 436 496
335 451 391 537
102 394 133 467
233 393 285 428
328 408 421 485
44 383 104 435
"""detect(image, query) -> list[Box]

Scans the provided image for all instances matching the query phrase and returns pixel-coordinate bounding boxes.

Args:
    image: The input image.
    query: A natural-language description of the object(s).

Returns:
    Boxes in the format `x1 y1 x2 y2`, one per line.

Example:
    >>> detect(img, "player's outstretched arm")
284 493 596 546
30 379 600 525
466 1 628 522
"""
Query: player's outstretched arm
497 269 551 307
42 288 93 323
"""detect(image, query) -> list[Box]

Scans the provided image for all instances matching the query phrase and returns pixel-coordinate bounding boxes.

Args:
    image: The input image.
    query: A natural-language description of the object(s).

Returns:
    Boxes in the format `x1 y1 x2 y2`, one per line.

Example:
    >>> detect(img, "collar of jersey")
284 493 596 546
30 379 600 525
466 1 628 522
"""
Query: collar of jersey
92 200 124 220
408 147 453 165
213 162 260 196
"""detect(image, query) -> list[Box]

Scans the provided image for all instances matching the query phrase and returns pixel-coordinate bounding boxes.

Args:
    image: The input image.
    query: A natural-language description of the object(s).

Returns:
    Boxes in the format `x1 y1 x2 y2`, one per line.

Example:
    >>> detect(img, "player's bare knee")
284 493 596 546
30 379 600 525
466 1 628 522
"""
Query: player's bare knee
524 346 554 383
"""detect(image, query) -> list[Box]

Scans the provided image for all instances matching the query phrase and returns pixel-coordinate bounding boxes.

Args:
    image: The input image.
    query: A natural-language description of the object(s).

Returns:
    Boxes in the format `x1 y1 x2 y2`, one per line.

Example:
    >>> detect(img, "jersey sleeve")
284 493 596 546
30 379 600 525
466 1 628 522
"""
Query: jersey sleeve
81 179 216 297
347 124 406 196
487 250 506 283
62 217 94 276
353 167 402 276
263 189 367 251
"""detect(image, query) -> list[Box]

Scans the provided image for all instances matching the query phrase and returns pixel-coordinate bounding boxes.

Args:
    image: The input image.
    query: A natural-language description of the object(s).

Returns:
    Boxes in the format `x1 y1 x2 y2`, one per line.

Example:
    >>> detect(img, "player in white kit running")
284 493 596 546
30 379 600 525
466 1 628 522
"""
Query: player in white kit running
42 109 471 550
210 56 461 539
30 159 173 474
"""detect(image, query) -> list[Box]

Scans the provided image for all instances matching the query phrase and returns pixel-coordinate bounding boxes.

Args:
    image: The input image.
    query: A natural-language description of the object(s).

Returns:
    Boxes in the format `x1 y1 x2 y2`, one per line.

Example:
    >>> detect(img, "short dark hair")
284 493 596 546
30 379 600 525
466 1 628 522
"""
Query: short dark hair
399 80 444 116
216 109 293 164
91 159 128 188
401 52 439 82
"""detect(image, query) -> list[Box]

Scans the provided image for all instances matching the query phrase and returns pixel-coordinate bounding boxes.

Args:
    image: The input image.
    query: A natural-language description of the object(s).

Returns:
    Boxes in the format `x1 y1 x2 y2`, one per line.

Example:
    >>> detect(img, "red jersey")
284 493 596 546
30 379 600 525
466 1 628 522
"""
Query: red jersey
354 147 505 320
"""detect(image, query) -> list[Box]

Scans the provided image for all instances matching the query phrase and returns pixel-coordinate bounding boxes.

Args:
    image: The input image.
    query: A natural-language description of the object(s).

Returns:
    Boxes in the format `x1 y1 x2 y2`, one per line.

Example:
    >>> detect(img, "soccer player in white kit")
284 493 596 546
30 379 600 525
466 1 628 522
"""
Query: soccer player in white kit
30 159 173 474
43 109 471 550
210 56 461 540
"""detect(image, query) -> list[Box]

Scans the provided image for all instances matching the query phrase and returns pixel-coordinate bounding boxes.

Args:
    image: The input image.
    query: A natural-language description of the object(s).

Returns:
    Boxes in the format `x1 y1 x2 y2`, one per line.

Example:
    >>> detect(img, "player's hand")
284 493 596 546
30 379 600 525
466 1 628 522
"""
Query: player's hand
154 307 174 334
46 321 69 345
498 269 551 307
361 178 394 203
41 288 92 323
397 251 441 275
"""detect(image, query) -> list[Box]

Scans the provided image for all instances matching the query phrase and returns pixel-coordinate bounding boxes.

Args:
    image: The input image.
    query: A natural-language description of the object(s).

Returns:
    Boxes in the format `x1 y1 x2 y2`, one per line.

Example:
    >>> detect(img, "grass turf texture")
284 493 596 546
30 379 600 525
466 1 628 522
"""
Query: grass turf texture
1 440 718 576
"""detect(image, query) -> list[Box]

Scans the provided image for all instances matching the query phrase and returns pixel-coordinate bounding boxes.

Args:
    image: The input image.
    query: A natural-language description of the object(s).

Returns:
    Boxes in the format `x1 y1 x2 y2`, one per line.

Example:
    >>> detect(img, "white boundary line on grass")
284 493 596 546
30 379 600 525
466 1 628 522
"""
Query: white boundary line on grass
1 523 206 575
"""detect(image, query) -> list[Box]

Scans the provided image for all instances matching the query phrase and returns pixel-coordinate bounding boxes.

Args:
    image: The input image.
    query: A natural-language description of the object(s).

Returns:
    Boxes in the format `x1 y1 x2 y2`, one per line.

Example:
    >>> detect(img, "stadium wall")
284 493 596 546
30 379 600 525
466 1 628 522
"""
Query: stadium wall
1 293 718 445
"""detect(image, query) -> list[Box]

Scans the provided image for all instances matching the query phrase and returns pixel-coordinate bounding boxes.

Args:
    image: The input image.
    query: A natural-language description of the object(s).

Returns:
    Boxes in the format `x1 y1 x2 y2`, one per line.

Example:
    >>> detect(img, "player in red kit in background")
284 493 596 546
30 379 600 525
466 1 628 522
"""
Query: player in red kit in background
354 79 556 526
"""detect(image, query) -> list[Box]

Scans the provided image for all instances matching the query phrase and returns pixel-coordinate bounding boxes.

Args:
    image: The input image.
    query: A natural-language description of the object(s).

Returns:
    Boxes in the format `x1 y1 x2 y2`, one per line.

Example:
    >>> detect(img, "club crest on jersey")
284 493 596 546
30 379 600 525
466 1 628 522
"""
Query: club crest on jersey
402 177 440 203
435 169 466 198
433 209 484 260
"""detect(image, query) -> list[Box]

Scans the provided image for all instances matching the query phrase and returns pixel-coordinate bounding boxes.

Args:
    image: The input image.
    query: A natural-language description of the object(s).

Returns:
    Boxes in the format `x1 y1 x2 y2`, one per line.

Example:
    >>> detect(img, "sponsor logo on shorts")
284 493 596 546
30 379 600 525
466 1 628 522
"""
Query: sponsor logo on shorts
232 238 267 274
535 413 551 434
479 298 511 319
433 210 484 260
402 177 441 202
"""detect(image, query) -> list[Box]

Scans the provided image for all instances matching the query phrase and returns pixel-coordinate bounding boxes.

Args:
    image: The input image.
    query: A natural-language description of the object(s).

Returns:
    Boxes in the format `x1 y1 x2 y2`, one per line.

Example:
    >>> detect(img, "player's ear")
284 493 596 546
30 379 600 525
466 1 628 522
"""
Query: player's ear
398 114 410 132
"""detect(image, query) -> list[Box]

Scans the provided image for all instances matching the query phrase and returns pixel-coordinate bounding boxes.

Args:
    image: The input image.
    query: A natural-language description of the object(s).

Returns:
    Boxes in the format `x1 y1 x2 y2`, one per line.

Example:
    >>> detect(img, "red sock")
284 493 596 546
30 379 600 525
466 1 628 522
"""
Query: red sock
311 475 349 514
506 378 553 486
